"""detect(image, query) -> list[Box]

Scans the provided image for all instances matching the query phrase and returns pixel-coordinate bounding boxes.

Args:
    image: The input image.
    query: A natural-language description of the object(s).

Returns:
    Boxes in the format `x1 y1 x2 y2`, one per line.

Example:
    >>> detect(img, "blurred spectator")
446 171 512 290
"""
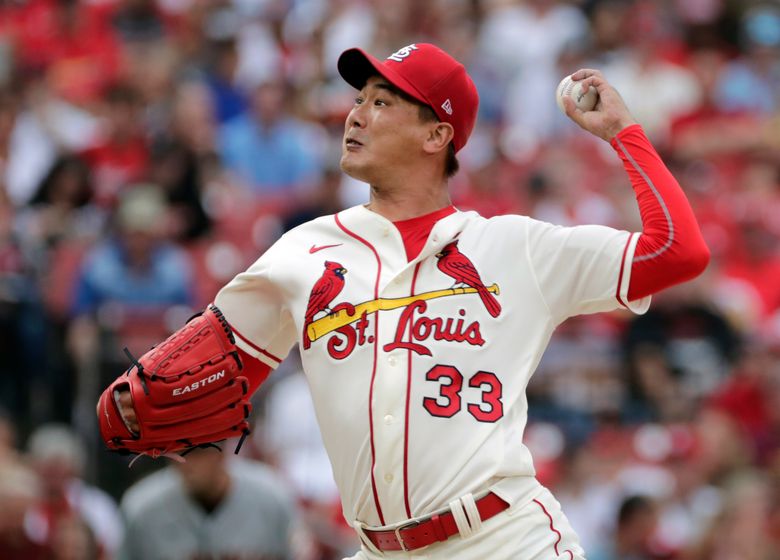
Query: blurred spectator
0 189 41 426
628 423 723 554
523 143 623 227
218 77 326 202
708 338 780 465
25 423 123 559
0 407 17 465
622 288 739 422
231 6 285 90
689 470 779 560
282 168 350 232
148 140 212 242
69 184 193 318
6 0 122 107
2 81 99 207
80 83 149 208
0 461 46 560
67 185 194 374
119 448 298 560
50 513 100 560
691 408 753 486
591 494 667 560
716 161 780 322
452 153 523 219
555 444 622 556
477 0 588 141
16 155 102 262
669 47 766 162
136 78 219 245
202 34 248 124
318 0 378 82
110 0 171 45
591 1 701 144
166 80 219 157
715 5 780 115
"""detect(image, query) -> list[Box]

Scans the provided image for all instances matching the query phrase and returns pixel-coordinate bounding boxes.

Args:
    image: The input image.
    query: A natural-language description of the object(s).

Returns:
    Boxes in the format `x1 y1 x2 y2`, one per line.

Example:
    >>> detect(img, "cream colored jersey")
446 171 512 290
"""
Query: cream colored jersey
215 204 649 528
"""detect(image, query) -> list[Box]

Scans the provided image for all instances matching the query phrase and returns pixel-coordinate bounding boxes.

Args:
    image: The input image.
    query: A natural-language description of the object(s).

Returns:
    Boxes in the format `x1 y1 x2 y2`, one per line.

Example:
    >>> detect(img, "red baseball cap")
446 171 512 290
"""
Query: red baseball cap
337 43 479 153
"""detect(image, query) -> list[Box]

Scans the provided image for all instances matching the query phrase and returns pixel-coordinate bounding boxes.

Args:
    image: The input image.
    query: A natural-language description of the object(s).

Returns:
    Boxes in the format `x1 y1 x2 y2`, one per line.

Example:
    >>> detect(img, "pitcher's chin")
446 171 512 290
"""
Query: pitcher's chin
339 154 369 182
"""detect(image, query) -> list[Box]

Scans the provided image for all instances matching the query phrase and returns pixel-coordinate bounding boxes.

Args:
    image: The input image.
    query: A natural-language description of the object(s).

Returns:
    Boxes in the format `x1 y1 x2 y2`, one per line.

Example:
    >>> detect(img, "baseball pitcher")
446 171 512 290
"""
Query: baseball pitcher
98 43 709 559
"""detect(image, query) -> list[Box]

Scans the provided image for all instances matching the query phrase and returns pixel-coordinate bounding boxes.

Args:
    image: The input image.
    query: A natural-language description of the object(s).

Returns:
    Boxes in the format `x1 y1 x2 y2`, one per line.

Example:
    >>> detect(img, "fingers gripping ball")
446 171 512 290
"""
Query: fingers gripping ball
556 74 598 113
98 304 252 460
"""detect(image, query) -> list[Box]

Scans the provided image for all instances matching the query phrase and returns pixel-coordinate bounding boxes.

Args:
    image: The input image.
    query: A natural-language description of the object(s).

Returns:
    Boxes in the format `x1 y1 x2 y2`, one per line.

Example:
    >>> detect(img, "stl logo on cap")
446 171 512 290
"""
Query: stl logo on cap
387 44 419 62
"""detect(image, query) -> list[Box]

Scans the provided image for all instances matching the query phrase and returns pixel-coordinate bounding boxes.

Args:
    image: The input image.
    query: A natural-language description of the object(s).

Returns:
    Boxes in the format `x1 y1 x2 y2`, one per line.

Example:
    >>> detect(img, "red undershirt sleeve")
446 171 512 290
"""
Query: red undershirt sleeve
611 125 710 301
236 347 273 395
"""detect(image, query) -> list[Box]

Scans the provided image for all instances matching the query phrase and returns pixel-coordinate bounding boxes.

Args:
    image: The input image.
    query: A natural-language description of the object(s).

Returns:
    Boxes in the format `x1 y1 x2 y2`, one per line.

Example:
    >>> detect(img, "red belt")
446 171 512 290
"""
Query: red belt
362 492 509 552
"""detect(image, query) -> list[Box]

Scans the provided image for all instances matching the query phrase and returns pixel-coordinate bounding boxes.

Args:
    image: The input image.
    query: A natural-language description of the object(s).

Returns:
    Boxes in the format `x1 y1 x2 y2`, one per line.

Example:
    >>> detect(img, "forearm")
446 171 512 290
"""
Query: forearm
611 125 710 300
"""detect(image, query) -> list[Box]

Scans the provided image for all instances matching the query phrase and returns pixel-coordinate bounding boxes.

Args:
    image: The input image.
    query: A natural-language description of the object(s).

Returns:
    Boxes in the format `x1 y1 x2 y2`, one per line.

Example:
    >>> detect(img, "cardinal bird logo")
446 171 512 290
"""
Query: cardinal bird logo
303 261 347 349
436 241 501 318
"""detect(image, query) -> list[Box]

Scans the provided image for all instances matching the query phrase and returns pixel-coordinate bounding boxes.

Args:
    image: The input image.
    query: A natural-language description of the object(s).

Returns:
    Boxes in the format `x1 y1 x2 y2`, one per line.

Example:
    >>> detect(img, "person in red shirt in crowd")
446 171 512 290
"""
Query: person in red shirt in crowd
3 0 122 108
708 338 780 466
80 83 149 207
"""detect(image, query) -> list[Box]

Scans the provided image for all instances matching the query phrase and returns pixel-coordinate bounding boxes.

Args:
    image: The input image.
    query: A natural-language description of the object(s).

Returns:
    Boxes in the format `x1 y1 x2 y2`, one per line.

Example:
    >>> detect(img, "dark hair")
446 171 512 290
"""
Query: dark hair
378 81 460 178
31 156 93 207
617 495 655 527
103 82 142 106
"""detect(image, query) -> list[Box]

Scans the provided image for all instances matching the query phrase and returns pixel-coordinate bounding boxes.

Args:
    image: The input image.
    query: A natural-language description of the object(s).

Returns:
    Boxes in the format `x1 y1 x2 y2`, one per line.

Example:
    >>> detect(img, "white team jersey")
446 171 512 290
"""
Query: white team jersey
215 204 650 528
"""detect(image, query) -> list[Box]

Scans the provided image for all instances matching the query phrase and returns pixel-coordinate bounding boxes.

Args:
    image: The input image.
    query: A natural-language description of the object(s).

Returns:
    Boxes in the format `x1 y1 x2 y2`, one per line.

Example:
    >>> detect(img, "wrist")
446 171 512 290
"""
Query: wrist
609 121 641 147
608 119 638 142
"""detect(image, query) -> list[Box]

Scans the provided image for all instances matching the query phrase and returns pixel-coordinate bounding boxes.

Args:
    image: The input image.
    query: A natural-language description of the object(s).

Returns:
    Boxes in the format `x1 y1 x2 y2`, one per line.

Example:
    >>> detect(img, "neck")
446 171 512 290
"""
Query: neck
366 172 451 222
192 469 231 513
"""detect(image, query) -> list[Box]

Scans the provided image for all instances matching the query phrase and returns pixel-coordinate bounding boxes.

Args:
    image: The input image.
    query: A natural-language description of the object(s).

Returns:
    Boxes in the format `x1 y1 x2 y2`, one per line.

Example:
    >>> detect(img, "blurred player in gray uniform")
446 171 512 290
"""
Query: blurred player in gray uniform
119 448 297 560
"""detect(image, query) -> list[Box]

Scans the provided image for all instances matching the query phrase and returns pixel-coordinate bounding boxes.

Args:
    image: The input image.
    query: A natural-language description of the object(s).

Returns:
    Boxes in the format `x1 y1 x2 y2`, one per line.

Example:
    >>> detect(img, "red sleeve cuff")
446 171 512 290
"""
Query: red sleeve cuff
237 347 273 395
610 123 644 150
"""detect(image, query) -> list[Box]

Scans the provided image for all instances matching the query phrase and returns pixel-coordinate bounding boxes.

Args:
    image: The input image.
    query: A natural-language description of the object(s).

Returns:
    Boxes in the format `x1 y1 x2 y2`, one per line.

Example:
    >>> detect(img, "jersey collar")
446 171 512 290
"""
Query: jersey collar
337 204 475 264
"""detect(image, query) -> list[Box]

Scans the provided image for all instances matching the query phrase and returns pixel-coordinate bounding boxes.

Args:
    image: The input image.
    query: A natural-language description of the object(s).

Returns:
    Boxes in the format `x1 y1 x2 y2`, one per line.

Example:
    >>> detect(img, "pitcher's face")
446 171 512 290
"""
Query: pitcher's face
340 76 430 185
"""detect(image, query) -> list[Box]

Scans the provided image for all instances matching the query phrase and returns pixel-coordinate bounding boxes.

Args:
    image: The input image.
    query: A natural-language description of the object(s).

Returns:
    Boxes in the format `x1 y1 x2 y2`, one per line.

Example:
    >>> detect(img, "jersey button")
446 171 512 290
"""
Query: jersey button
384 474 394 483
388 356 397 366
384 414 394 424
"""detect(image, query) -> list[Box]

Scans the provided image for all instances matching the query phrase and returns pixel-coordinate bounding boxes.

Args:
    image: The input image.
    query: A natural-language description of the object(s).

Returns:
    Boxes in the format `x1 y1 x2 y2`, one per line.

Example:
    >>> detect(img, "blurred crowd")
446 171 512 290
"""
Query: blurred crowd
0 0 778 558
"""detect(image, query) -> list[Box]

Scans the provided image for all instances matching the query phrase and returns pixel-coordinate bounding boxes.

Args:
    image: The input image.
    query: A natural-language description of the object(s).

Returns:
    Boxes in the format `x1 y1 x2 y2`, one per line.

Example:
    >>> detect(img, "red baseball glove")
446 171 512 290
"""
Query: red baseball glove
97 304 252 460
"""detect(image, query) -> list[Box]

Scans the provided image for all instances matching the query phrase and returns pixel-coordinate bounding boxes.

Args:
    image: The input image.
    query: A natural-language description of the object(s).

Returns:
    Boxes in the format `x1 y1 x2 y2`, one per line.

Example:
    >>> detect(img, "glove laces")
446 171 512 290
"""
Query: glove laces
128 447 187 468
125 431 250 468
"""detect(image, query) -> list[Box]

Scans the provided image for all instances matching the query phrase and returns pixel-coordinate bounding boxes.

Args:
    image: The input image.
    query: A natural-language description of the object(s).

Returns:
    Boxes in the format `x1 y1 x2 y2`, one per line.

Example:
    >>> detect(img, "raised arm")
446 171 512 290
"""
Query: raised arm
563 69 710 303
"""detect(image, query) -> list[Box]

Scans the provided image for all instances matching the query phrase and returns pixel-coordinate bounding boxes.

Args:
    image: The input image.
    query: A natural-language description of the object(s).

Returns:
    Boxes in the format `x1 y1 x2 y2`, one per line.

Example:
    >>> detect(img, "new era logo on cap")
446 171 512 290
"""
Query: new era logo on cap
337 43 479 152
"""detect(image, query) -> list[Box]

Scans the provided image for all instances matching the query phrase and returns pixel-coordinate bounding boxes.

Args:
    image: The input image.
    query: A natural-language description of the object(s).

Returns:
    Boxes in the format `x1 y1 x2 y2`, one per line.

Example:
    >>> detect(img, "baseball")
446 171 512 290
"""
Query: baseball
556 75 598 113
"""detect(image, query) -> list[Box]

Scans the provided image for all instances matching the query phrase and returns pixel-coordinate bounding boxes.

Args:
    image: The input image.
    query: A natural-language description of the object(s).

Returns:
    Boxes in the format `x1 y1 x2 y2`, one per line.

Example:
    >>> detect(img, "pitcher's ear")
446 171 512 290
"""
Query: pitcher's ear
423 122 455 155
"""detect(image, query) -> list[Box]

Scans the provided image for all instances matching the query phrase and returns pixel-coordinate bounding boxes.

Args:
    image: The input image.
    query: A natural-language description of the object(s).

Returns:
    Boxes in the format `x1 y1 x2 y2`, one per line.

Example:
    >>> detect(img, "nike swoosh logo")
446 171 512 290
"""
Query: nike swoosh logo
309 243 342 254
